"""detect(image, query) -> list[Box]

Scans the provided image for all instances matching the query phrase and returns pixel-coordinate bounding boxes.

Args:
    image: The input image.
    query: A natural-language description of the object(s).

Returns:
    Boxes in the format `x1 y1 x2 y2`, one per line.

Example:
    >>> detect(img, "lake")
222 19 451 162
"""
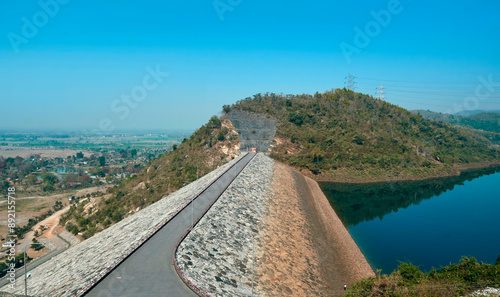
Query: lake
320 166 500 274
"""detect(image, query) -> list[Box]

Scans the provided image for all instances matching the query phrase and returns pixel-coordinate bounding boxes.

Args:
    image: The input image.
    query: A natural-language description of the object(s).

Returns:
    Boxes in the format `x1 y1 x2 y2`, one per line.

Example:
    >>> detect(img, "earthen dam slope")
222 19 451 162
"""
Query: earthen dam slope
176 154 374 296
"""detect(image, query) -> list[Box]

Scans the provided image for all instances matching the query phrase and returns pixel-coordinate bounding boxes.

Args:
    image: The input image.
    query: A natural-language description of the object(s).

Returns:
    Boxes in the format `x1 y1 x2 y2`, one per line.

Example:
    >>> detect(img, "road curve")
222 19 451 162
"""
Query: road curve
84 152 256 297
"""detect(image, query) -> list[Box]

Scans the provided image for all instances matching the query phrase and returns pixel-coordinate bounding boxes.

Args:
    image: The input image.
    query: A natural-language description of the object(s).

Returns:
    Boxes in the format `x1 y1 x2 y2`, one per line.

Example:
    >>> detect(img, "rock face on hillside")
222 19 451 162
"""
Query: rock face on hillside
225 110 277 152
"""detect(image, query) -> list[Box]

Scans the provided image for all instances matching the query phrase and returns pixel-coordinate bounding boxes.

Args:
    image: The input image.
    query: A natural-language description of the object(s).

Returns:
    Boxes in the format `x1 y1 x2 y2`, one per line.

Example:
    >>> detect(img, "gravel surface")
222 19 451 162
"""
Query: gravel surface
255 162 327 296
176 153 274 297
177 156 374 296
58 230 80 246
0 155 243 297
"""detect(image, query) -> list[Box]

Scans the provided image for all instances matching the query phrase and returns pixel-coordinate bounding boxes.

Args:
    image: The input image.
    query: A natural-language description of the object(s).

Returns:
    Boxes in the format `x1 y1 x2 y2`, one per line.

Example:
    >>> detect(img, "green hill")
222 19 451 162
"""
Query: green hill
412 109 500 133
412 110 500 146
59 88 499 237
229 89 499 181
60 115 241 238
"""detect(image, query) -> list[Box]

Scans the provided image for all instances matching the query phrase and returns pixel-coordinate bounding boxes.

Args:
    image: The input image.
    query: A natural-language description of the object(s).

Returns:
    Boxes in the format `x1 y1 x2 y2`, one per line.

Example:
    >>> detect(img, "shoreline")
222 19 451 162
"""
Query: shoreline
296 161 500 184
293 170 376 294
261 161 375 296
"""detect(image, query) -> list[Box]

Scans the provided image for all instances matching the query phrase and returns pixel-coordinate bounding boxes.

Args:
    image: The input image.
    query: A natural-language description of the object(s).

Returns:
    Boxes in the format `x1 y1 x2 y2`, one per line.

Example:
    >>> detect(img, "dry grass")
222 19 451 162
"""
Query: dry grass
0 186 107 241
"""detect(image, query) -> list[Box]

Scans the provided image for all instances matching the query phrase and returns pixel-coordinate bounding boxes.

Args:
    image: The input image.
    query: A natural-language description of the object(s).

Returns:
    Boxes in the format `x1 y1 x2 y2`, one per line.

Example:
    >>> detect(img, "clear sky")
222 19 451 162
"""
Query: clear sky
1 0 499 132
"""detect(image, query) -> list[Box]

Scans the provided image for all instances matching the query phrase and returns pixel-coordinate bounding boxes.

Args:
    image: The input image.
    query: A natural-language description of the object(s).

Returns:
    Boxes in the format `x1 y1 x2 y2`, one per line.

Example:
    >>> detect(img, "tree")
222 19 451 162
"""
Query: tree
66 222 78 235
31 238 44 251
0 180 10 193
208 116 222 129
41 173 58 191
93 168 106 177
398 262 422 284
105 175 113 183
222 104 231 114
53 201 63 211
130 149 137 157
76 151 84 158
0 262 8 277
98 156 106 166
7 252 30 268
41 173 58 184
217 132 225 141
27 174 37 185
288 112 304 126
43 181 55 191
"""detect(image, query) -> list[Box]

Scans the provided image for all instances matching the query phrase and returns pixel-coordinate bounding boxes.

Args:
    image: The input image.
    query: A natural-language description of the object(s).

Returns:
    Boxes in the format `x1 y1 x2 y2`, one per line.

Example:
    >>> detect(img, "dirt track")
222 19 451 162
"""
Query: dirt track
256 162 374 296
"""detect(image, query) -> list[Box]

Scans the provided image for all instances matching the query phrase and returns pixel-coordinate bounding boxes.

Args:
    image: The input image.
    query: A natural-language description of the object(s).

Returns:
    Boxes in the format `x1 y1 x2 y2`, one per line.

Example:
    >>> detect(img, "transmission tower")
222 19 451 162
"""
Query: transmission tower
345 73 356 91
376 84 384 100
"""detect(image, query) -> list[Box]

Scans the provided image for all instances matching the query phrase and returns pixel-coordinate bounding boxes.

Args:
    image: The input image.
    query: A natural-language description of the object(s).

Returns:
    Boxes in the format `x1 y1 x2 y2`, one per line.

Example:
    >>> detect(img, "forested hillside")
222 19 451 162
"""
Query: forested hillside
413 109 500 146
229 89 499 181
413 110 499 133
60 116 239 238
59 88 499 237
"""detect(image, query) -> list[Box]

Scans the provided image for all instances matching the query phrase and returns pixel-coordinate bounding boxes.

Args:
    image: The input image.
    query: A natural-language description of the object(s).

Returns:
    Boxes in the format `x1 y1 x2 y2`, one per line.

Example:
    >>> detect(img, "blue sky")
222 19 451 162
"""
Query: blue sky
1 0 499 131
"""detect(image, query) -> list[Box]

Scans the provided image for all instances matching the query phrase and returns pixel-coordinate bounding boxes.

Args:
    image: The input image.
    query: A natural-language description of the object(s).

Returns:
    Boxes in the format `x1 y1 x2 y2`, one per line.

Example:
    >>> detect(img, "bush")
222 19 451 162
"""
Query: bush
288 112 304 126
66 222 79 235
398 262 423 284
346 278 374 297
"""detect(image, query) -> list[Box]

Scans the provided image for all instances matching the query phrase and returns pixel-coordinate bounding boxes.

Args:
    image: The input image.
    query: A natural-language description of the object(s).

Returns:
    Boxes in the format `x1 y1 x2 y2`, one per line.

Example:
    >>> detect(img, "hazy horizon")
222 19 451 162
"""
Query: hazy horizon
1 1 499 131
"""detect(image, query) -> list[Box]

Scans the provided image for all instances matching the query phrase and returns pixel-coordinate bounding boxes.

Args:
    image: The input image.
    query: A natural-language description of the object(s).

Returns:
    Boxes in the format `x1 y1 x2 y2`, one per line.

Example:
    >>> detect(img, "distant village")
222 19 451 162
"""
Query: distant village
0 147 168 195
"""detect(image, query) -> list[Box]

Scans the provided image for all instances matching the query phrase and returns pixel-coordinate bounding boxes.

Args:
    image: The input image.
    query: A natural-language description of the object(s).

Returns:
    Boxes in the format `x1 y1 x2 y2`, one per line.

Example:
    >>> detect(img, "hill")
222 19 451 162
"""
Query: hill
455 109 500 116
412 110 500 147
59 88 499 237
59 115 241 238
412 110 500 133
228 89 499 182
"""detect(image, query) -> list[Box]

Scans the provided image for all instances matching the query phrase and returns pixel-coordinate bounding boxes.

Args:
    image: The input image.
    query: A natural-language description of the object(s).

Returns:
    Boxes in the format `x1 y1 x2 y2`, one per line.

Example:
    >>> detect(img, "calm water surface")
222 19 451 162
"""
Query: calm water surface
320 167 500 274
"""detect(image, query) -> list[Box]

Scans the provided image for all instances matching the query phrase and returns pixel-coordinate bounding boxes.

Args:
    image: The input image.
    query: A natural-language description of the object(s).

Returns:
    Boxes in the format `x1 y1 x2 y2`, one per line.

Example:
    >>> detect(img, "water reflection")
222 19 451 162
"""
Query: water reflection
319 166 500 227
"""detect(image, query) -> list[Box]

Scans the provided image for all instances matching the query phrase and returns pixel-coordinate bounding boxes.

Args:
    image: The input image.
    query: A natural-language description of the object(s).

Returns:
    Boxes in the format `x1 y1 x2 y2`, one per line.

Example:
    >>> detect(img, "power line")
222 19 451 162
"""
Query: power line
345 73 356 91
357 76 479 86
376 84 384 100
356 82 476 92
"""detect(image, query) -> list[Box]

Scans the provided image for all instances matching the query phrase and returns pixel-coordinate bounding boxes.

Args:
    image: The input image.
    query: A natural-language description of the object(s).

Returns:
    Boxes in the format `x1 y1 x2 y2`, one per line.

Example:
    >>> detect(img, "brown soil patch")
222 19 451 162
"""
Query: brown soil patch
0 186 108 243
257 162 375 296
300 174 375 292
256 162 326 296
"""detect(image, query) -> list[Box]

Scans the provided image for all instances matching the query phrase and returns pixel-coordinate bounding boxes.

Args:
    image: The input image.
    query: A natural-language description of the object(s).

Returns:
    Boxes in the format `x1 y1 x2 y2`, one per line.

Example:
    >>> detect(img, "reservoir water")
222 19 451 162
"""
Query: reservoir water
320 167 500 274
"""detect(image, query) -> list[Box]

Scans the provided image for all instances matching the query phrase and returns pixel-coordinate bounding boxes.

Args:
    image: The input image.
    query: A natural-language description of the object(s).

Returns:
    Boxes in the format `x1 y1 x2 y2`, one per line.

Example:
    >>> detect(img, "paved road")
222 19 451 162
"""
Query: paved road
84 152 255 297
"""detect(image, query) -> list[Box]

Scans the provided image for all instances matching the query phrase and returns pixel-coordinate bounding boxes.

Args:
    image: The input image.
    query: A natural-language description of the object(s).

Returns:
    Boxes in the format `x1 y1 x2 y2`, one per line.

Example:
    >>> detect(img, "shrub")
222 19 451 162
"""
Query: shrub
398 262 423 284
66 222 78 235
346 278 374 297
